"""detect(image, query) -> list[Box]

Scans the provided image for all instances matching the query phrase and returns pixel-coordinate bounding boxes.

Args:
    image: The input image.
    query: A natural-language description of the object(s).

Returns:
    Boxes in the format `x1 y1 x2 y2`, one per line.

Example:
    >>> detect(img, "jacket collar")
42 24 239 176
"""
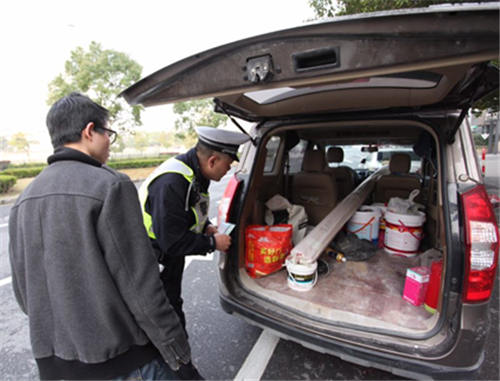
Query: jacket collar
47 147 102 167
178 148 209 190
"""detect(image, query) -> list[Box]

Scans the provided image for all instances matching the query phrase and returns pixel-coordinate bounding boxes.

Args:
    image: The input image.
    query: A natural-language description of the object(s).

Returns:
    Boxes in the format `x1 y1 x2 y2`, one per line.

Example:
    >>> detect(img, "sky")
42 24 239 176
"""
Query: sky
0 0 316 149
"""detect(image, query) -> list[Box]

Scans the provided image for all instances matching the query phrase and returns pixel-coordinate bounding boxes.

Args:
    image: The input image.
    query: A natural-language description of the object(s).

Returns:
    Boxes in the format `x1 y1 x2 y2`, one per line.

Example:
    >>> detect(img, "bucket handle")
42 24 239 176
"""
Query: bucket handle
349 216 375 234
397 219 424 241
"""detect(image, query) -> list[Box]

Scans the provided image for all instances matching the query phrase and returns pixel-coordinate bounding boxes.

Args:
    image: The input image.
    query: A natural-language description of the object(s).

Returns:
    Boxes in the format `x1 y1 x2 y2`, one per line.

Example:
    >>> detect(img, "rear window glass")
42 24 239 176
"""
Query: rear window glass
326 144 422 173
377 150 420 163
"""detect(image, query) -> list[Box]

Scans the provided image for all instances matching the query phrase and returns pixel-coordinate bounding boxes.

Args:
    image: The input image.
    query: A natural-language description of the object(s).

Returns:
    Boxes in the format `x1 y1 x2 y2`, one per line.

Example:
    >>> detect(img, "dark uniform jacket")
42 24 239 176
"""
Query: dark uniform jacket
145 148 216 261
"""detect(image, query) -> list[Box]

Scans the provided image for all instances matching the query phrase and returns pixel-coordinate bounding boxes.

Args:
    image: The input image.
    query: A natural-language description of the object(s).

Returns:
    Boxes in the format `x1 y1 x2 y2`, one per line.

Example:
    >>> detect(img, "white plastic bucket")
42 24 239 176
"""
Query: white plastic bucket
285 258 317 292
347 206 381 243
371 203 387 230
384 210 426 257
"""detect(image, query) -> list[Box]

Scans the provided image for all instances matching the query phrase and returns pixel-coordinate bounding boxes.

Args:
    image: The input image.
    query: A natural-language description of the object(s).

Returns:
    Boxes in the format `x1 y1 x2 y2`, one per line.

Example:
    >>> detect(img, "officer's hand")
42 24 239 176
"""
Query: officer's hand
205 224 218 235
214 233 231 251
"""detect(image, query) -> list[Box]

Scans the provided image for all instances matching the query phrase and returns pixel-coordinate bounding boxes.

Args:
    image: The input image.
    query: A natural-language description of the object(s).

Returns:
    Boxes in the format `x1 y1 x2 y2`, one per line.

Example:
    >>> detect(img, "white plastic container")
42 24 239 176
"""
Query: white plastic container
347 206 381 243
371 203 387 230
285 258 317 292
384 210 426 257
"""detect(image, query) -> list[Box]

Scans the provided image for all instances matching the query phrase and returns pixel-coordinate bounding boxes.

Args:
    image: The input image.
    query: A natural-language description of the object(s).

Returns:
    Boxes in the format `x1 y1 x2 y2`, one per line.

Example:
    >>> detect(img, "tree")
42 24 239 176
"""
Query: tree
308 0 467 18
110 135 125 154
47 41 143 133
0 136 8 151
155 131 170 148
173 98 228 138
158 130 197 150
131 131 151 152
9 132 30 154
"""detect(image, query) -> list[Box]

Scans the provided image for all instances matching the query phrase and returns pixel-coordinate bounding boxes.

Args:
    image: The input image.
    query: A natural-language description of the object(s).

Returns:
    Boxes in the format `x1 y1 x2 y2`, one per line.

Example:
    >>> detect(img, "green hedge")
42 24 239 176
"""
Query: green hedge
107 158 167 170
0 175 16 193
1 166 46 179
7 162 46 169
0 156 172 179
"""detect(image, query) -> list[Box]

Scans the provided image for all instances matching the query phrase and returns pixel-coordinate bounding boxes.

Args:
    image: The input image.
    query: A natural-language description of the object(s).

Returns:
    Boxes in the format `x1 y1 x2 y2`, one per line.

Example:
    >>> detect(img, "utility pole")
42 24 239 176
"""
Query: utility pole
486 114 499 154
493 117 499 154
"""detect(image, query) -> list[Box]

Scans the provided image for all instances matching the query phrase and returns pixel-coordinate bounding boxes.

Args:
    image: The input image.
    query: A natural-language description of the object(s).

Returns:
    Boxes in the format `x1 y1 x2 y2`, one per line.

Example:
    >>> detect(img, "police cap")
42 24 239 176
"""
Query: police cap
195 126 250 162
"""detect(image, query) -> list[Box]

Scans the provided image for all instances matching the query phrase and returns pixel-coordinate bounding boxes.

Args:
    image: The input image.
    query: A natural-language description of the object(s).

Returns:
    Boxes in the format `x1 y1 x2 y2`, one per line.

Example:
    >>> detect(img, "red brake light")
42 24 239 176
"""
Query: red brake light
217 175 241 227
461 185 499 303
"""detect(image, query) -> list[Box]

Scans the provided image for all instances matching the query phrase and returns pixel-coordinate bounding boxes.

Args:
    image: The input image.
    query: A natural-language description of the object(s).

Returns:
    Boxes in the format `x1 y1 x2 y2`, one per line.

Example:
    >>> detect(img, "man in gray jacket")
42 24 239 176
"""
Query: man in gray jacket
9 92 190 380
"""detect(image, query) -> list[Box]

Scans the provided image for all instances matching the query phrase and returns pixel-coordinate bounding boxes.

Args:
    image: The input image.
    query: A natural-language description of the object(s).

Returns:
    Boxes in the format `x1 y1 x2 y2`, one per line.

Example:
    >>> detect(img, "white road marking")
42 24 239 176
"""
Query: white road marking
0 276 12 287
0 223 8 229
234 329 280 381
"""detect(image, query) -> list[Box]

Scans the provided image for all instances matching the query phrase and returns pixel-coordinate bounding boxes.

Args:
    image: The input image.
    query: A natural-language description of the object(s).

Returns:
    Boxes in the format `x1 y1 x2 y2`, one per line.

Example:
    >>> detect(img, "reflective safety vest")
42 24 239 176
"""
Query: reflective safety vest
138 158 210 239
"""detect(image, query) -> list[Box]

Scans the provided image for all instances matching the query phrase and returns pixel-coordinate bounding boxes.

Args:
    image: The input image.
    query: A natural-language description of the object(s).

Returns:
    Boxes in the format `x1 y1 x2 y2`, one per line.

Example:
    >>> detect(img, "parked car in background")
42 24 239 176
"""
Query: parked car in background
121 4 499 379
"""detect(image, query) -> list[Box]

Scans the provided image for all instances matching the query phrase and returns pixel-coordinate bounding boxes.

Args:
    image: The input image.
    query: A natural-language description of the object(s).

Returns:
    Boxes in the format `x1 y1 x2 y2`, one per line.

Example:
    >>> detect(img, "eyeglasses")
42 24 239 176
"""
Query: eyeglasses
96 126 118 144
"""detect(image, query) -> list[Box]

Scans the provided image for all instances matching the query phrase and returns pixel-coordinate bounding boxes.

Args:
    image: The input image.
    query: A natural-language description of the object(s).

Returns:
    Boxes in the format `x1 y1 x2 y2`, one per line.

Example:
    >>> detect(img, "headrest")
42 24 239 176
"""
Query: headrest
302 149 326 172
326 147 344 163
389 153 411 174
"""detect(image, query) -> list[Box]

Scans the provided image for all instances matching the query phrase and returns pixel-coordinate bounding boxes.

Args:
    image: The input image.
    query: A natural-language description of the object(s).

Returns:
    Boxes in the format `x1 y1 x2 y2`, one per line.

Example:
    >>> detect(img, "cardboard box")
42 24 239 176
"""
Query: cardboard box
403 266 430 306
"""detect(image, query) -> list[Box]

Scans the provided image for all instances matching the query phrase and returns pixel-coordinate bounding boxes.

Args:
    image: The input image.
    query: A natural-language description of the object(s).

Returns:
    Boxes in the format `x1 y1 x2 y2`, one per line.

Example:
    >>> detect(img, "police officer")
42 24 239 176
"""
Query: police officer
138 126 250 378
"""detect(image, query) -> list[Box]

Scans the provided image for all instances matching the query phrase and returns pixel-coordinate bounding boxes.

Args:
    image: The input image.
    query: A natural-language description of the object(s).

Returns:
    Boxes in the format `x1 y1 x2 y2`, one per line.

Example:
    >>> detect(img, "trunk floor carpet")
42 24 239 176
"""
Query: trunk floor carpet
253 248 441 330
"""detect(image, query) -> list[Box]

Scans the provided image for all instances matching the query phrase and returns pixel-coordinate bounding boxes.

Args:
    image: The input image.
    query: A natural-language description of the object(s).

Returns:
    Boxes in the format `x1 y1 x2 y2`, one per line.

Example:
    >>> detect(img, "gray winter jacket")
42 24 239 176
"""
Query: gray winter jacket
9 148 190 376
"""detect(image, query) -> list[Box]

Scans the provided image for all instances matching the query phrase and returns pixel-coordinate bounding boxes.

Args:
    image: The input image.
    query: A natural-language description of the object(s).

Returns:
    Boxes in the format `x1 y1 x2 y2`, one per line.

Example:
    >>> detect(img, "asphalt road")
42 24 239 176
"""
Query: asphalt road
0 157 499 380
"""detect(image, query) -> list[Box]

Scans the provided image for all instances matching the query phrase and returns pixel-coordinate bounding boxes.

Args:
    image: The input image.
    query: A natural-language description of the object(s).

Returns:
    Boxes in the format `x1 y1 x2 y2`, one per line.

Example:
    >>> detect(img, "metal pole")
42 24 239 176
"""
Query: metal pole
493 117 499 155
487 119 494 153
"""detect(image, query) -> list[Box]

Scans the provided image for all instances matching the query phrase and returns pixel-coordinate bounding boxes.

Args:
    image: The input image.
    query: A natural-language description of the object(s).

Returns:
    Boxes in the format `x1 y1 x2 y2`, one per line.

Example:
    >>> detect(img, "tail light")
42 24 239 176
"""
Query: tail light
217 175 242 226
461 185 499 303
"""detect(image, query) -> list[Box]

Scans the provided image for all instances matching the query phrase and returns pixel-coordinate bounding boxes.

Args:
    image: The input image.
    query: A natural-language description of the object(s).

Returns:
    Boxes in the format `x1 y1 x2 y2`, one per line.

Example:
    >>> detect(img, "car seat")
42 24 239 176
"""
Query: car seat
325 146 358 200
374 152 421 203
291 148 338 225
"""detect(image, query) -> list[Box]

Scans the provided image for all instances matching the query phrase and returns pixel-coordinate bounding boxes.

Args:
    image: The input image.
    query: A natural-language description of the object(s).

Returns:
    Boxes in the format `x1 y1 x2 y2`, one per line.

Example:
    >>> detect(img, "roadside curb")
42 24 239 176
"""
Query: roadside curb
0 196 18 206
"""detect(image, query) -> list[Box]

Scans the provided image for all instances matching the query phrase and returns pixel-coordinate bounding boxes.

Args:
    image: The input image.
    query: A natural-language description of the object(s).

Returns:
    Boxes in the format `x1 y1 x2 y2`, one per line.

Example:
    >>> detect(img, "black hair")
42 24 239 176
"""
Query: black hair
46 92 109 149
195 141 217 159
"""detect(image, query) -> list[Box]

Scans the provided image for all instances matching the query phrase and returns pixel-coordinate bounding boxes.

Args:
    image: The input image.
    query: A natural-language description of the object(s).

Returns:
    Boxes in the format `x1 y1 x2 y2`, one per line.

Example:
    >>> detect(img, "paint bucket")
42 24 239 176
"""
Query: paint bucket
372 203 387 230
424 260 443 314
372 203 387 248
285 257 317 292
384 210 426 257
347 206 381 243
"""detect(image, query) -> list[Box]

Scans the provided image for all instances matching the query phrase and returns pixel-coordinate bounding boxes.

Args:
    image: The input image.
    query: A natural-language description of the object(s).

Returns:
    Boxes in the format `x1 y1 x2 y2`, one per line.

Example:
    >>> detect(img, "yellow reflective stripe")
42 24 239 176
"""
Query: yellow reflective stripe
138 176 157 239
190 206 201 232
139 157 201 238
172 160 194 183
143 210 157 239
